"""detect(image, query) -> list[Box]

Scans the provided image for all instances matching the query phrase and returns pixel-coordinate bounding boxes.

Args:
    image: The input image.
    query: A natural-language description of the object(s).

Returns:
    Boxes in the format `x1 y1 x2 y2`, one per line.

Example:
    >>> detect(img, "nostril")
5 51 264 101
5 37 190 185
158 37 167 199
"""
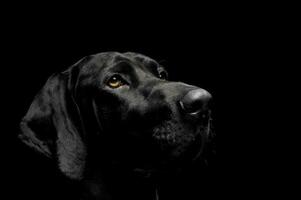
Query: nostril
179 89 212 114
179 98 203 114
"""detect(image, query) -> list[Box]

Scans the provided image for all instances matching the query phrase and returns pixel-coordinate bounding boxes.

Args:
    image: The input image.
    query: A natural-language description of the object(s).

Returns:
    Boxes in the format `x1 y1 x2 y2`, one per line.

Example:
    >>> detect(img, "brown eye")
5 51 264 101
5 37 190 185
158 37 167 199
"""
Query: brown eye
107 75 126 89
158 71 168 80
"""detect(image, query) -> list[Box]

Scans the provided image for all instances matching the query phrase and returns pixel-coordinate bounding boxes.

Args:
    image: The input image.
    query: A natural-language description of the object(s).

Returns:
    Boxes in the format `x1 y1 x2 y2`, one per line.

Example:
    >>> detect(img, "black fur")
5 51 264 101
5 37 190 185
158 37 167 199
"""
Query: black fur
19 52 214 200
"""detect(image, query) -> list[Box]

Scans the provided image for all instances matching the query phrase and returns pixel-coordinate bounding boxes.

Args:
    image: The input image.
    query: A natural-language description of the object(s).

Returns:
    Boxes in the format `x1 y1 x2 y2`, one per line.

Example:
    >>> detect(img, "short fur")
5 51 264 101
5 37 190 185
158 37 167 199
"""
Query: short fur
19 52 214 200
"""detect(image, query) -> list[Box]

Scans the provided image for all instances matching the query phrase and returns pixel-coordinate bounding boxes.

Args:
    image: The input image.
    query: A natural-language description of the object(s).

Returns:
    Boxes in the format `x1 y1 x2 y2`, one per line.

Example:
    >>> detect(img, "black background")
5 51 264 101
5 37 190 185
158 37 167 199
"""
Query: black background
1 4 290 199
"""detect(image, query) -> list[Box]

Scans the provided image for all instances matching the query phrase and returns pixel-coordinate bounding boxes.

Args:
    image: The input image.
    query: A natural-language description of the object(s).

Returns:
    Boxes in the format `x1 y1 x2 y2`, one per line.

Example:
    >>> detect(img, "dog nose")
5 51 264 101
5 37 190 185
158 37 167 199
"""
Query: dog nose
179 88 212 115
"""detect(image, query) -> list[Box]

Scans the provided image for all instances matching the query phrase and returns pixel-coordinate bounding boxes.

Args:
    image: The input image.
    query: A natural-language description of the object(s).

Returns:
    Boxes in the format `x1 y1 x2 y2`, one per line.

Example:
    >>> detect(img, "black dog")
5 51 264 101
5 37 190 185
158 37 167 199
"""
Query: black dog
19 52 213 200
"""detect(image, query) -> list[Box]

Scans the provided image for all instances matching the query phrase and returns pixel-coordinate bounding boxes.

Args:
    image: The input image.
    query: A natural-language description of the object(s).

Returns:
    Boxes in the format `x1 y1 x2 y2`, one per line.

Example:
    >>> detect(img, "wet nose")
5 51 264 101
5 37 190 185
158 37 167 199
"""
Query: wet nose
179 88 212 115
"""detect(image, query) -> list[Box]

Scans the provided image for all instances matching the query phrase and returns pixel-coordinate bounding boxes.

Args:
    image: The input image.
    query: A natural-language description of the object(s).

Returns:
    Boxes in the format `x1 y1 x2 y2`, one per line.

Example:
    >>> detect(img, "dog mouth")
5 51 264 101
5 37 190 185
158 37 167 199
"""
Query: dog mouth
129 122 211 178
108 116 212 178
148 117 211 164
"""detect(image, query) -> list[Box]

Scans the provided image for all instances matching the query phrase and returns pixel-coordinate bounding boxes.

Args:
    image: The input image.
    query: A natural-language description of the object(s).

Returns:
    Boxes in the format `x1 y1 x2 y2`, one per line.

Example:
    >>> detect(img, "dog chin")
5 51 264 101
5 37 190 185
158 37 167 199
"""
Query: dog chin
151 121 210 161
116 121 211 178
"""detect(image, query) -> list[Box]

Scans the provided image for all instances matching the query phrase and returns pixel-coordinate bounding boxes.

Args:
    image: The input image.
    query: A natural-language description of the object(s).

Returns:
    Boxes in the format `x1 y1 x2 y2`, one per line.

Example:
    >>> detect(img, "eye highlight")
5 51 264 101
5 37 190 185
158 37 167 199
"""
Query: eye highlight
106 74 126 89
158 70 168 80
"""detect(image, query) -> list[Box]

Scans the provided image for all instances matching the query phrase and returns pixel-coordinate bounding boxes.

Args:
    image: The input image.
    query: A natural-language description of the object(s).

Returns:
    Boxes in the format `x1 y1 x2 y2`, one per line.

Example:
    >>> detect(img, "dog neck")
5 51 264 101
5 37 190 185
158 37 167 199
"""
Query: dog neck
81 168 161 200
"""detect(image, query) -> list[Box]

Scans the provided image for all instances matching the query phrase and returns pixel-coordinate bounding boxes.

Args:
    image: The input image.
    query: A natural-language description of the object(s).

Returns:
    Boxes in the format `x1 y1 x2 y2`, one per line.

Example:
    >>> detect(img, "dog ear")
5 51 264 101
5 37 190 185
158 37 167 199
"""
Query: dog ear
19 56 92 180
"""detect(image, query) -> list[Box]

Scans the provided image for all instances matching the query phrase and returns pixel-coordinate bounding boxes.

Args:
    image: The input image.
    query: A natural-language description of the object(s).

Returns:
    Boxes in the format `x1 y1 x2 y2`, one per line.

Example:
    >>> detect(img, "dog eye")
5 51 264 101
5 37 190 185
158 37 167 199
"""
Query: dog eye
107 75 126 89
158 71 168 80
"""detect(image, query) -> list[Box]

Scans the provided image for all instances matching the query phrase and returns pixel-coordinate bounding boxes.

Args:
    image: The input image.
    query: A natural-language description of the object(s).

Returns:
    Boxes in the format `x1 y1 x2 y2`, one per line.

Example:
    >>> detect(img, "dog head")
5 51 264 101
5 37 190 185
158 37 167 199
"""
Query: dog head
19 52 213 180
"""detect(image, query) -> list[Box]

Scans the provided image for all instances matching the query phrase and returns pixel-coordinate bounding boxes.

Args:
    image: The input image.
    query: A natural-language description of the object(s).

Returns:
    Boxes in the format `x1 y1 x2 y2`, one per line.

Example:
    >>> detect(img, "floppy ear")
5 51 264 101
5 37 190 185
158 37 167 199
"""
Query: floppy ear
19 56 91 180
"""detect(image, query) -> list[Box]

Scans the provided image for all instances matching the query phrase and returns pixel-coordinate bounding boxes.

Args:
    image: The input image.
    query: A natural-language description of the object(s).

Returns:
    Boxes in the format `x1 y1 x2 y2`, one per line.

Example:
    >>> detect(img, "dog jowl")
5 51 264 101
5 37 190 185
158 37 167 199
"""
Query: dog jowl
19 52 213 200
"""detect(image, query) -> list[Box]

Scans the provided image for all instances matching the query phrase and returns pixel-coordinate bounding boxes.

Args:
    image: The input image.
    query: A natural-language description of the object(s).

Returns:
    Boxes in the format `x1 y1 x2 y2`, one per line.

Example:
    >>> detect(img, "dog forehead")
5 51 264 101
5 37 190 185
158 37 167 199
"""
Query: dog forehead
92 52 159 70
78 52 161 82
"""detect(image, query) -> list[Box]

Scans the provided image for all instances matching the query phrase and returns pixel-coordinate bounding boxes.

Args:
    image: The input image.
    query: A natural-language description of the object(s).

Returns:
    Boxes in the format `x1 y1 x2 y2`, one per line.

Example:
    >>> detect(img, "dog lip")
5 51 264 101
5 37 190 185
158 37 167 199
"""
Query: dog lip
152 132 178 146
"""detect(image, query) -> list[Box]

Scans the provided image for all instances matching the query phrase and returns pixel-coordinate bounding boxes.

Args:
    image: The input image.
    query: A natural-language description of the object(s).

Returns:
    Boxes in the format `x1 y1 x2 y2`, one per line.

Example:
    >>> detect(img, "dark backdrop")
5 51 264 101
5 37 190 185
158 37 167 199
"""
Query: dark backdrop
1 6 280 199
